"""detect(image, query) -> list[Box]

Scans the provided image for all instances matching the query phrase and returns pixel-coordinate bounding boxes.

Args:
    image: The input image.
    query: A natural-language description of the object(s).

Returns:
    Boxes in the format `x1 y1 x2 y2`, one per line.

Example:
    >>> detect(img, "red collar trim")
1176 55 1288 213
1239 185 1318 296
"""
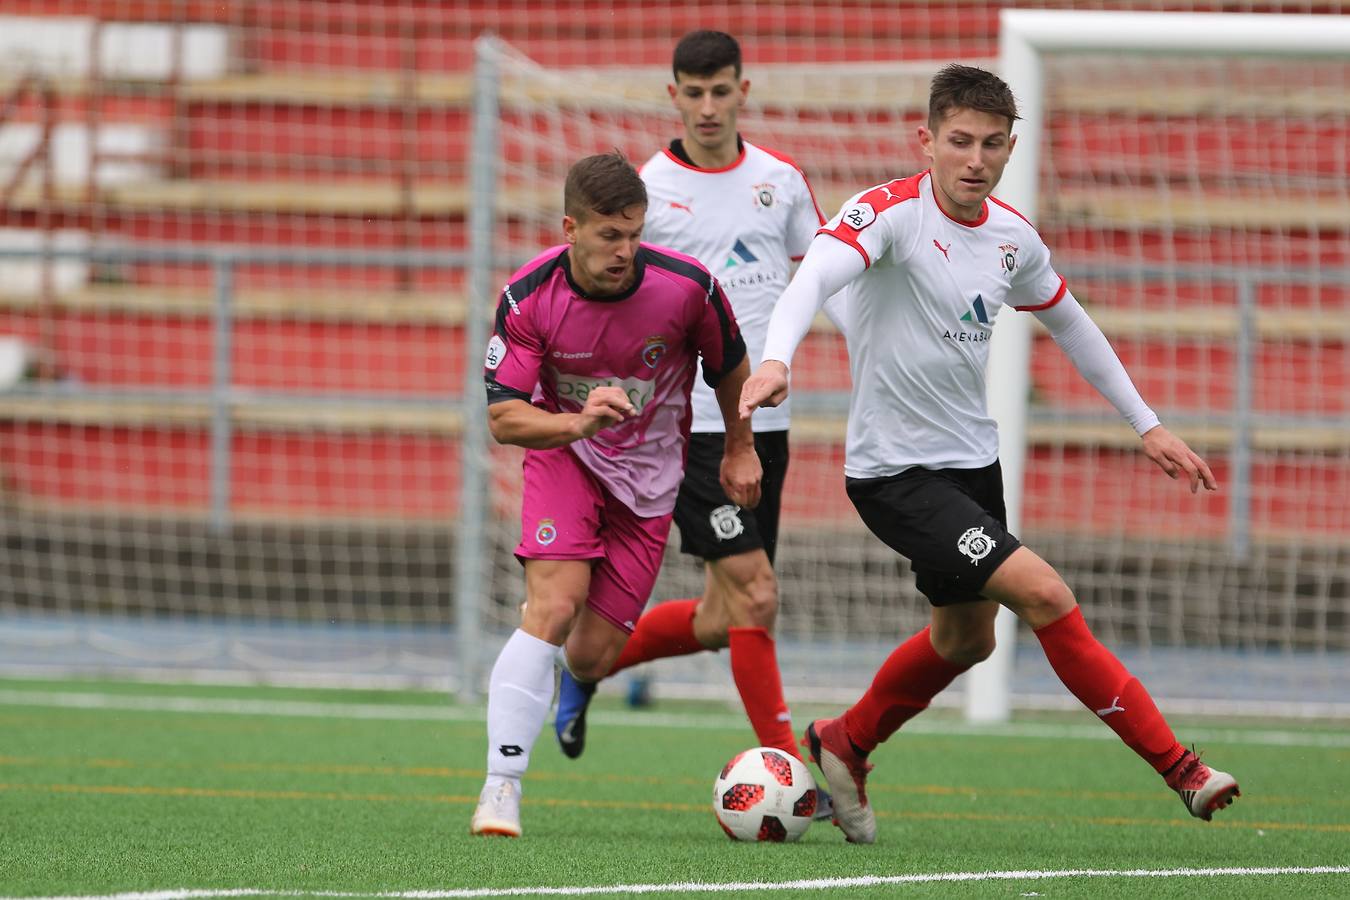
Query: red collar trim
661 144 747 174
926 172 990 227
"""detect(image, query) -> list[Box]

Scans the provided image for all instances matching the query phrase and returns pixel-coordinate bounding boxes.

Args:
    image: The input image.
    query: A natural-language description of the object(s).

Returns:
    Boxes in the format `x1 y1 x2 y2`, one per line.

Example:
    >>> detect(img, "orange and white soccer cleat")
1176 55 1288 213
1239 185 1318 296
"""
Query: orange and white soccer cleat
470 779 522 837
804 717 876 843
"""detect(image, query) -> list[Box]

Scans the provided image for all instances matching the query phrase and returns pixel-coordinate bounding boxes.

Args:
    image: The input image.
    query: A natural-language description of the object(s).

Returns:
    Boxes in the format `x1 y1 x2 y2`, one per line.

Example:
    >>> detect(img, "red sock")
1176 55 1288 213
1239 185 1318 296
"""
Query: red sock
728 627 802 761
1034 606 1186 773
841 626 968 754
608 599 703 675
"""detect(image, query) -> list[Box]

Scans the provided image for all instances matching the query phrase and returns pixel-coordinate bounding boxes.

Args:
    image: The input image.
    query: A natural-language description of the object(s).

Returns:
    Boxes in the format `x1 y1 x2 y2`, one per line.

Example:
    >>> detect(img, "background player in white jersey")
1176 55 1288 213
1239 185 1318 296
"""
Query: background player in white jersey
740 65 1240 844
553 32 839 780
470 152 758 837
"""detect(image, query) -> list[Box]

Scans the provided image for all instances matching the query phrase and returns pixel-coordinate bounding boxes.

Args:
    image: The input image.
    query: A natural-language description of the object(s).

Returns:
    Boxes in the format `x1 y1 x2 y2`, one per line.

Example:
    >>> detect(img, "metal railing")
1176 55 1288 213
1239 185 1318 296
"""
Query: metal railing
0 240 491 701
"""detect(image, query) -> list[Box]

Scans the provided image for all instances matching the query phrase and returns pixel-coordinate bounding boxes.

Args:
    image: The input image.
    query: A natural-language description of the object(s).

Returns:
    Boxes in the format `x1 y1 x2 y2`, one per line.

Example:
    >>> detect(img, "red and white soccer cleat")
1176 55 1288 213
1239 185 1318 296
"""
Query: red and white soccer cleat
804 717 876 844
1164 749 1240 821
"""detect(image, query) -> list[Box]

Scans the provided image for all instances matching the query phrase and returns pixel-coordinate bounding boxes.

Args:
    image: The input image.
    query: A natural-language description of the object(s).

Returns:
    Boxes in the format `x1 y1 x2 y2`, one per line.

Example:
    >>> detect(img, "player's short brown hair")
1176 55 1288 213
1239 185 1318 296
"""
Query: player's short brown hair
672 30 742 80
563 151 647 221
929 64 1020 132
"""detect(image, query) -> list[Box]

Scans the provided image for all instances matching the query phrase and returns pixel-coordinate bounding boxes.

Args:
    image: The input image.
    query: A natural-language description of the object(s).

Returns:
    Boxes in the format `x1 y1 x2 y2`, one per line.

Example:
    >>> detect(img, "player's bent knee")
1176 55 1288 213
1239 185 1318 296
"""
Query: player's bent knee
692 599 732 649
521 593 586 644
1015 578 1077 628
932 630 996 667
725 567 778 628
565 655 613 682
736 584 778 628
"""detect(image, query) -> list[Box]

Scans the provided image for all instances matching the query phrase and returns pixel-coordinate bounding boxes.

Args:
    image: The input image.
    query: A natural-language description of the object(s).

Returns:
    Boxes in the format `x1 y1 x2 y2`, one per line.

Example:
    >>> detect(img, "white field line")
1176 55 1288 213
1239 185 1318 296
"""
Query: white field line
4 867 1349 900
2 688 1350 750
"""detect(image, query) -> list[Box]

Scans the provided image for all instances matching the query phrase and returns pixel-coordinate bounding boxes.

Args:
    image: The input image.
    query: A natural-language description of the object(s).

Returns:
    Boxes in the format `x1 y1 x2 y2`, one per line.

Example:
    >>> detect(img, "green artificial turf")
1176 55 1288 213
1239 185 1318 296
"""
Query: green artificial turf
0 676 1346 899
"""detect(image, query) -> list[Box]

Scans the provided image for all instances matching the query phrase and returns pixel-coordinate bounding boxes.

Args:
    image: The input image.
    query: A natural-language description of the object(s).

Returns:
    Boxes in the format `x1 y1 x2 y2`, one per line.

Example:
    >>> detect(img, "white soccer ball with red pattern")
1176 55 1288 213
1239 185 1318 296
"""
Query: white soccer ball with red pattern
712 747 817 842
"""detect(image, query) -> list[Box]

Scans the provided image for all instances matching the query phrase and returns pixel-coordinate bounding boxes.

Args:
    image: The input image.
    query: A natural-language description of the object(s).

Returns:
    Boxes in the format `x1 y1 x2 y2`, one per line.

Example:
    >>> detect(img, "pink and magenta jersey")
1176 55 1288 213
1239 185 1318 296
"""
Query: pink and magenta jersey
485 243 746 516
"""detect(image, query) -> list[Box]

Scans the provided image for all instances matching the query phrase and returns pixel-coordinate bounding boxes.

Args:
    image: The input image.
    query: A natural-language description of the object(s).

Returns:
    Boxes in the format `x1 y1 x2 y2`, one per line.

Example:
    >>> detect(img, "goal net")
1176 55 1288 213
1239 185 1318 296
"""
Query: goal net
484 17 1350 716
985 11 1350 717
0 3 1344 719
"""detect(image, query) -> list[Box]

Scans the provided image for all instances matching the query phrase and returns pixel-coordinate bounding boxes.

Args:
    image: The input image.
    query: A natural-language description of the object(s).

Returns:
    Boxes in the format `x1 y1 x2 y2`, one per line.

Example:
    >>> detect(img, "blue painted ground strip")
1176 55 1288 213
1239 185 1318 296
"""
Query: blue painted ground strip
1 612 1345 708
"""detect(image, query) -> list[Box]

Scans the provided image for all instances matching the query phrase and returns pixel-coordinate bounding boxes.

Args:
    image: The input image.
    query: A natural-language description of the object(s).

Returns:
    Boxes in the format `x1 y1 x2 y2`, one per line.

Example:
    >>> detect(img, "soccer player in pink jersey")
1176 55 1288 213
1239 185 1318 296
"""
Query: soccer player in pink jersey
470 152 759 838
740 65 1239 843
553 33 842 800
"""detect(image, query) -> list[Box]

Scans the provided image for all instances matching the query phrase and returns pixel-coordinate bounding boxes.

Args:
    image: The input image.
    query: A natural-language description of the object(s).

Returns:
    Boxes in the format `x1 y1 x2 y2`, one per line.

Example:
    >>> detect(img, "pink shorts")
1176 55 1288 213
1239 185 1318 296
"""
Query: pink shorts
516 446 673 634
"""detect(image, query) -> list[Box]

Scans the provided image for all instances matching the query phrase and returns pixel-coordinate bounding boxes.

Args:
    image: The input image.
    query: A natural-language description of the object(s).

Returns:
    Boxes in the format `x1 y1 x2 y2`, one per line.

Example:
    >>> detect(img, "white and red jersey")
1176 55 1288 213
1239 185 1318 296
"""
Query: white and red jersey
485 243 746 516
640 139 823 433
814 170 1066 477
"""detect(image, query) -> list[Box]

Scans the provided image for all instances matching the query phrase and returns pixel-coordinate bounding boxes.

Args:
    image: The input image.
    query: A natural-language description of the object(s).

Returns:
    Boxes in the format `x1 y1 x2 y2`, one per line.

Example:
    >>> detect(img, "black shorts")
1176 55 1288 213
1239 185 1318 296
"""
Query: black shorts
674 430 788 564
845 461 1022 607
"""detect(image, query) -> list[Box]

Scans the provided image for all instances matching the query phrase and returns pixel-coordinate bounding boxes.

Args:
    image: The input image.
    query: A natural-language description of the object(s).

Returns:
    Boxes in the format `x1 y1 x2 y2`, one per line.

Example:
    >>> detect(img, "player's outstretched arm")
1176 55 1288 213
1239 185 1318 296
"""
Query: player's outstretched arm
715 356 762 509
742 234 865 422
487 388 634 449
1140 424 1218 493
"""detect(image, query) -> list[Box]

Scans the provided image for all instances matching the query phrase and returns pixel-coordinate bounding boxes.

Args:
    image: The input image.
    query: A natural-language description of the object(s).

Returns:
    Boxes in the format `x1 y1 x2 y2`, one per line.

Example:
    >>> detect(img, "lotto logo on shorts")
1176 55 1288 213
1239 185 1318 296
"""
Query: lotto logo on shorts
957 526 997 565
709 504 744 541
535 518 558 546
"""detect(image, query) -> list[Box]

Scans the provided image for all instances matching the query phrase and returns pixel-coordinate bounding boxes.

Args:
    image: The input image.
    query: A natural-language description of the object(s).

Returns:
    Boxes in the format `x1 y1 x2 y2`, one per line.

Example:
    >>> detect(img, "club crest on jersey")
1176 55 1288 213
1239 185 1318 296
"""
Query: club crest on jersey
752 182 777 208
642 335 667 368
535 518 558 546
999 242 1019 276
957 526 997 565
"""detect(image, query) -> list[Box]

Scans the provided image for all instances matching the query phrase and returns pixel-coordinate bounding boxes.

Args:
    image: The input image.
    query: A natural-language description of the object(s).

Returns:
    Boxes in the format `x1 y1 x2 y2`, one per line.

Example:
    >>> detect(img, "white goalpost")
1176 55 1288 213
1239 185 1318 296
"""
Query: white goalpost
970 9 1350 722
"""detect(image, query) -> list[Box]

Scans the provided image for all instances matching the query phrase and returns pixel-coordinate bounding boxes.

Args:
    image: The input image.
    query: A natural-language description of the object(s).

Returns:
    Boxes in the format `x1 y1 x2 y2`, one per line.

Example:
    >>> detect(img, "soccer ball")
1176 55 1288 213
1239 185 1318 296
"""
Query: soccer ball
712 747 817 842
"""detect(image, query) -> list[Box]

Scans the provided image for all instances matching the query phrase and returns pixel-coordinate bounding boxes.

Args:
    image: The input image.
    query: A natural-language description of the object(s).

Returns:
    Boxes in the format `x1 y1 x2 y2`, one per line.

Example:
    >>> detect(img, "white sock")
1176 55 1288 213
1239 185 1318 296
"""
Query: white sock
485 628 558 782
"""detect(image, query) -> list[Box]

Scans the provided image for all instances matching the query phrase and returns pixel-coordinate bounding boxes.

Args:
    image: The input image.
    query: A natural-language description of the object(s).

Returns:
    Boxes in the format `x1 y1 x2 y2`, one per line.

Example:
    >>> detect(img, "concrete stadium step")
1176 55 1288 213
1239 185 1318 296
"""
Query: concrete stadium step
0 291 850 395
167 72 1346 183
6 285 1342 408
0 283 466 322
8 177 1346 237
16 70 1339 186
7 206 1345 272
0 275 468 394
0 205 471 250
3 408 1345 538
1 391 1344 454
1032 339 1350 417
3 1 1000 68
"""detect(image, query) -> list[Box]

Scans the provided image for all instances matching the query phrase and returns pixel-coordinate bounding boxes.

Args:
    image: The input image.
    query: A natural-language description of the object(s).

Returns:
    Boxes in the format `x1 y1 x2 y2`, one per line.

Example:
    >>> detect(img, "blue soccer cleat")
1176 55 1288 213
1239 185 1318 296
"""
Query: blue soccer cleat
555 669 598 759
814 787 835 821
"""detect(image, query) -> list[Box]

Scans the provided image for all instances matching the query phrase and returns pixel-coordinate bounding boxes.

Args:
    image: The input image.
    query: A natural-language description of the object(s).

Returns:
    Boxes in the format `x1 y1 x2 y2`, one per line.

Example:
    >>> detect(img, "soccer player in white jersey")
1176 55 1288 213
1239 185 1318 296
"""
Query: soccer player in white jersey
470 152 759 837
553 32 840 783
740 64 1240 844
